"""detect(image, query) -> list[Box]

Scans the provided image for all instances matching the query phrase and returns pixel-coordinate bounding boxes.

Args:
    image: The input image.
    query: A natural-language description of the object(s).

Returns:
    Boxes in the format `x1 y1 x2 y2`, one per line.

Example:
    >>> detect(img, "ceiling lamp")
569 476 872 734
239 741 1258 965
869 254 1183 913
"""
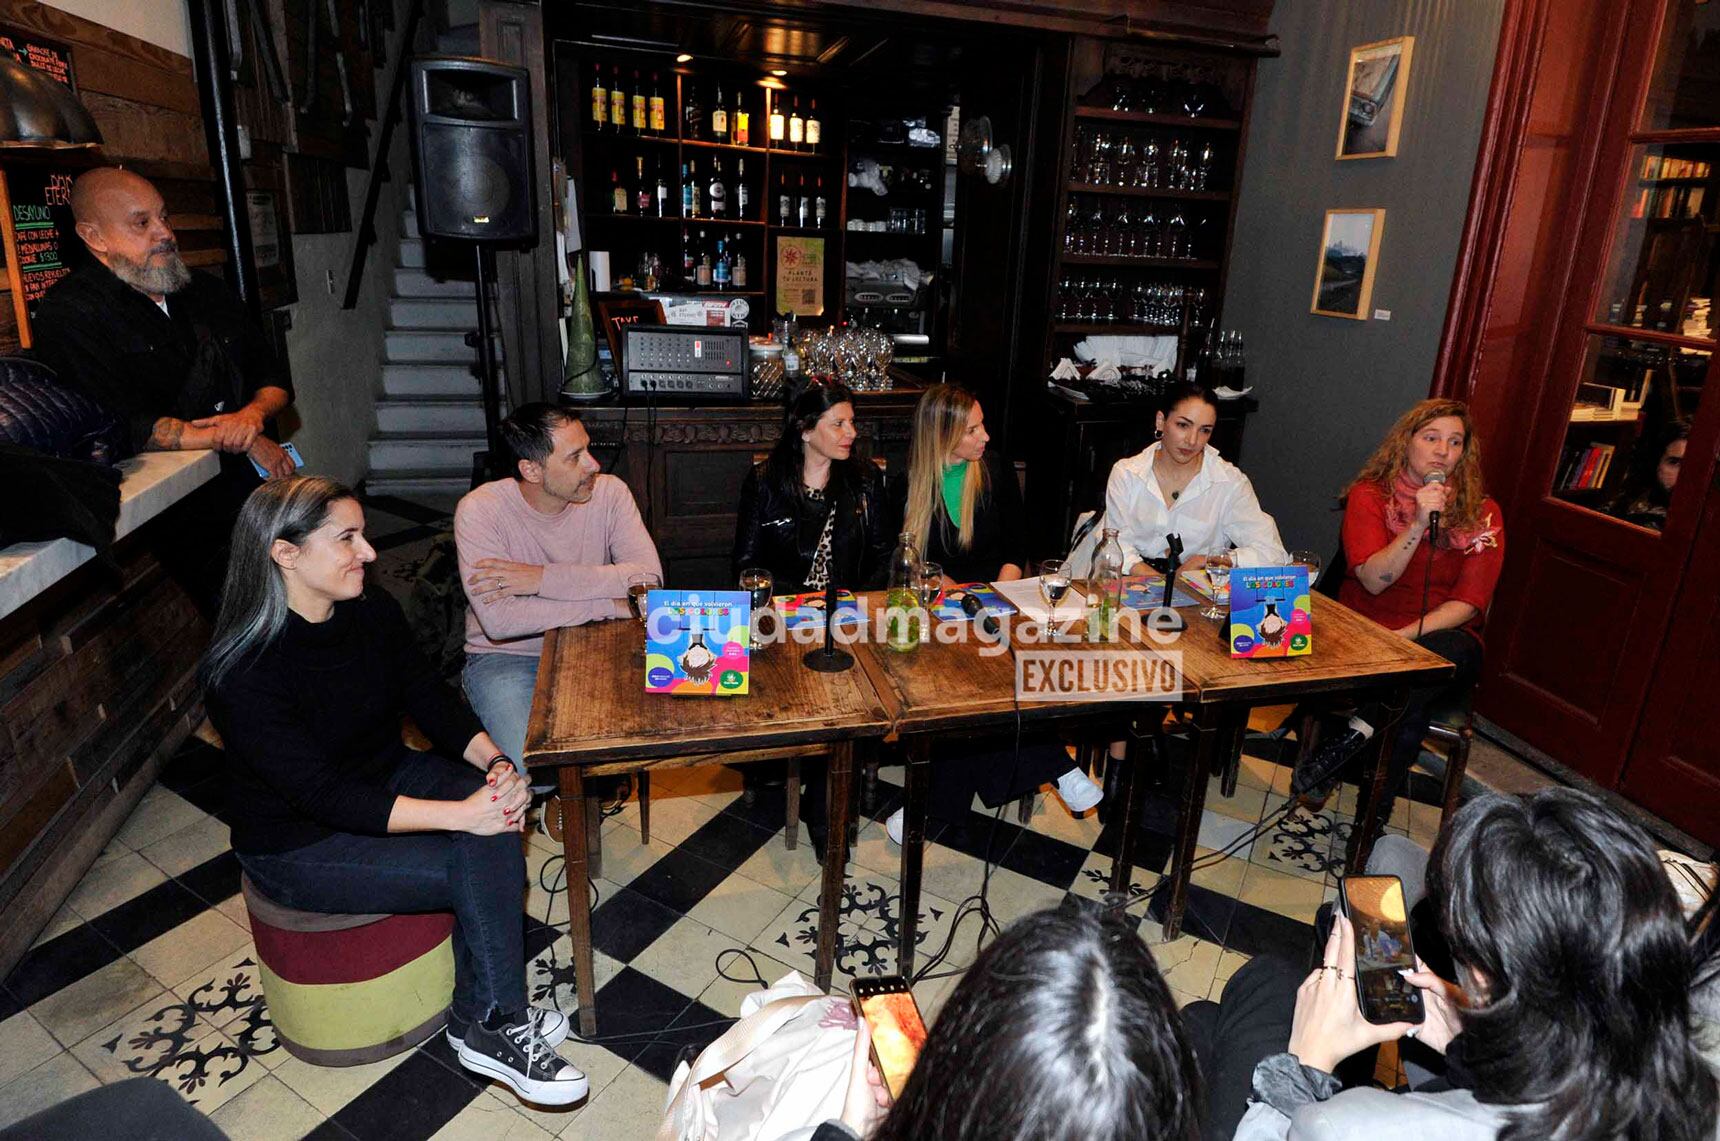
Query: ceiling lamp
0 56 102 148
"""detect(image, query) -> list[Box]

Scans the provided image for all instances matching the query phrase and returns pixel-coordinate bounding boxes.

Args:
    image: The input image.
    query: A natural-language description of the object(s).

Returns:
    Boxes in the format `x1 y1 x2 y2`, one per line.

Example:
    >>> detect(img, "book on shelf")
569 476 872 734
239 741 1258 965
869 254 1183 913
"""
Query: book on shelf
1557 442 1615 491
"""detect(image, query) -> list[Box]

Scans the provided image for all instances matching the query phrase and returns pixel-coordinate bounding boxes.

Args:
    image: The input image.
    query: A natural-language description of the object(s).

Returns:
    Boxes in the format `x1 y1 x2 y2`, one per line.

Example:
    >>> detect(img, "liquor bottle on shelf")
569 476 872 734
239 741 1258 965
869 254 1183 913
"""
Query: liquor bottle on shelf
689 158 702 217
610 169 626 215
680 161 694 218
713 235 732 287
709 159 727 218
736 158 750 217
778 173 792 225
733 239 748 288
788 97 805 148
609 65 626 132
796 174 809 227
697 230 713 287
768 93 786 145
814 177 827 227
733 90 749 145
684 81 703 140
711 82 729 142
590 66 607 132
655 162 670 217
634 156 651 215
630 70 647 133
681 232 696 280
805 98 821 150
649 73 666 134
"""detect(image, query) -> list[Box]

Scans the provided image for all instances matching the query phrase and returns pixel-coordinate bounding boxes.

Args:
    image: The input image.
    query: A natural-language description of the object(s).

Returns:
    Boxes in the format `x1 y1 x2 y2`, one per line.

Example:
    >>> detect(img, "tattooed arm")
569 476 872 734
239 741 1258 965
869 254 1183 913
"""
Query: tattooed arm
144 416 225 452
1354 523 1425 595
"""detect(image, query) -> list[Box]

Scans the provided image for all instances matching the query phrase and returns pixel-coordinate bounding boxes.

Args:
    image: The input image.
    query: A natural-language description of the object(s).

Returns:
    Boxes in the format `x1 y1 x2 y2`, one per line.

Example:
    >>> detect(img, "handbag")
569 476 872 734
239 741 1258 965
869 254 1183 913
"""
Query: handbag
658 972 860 1141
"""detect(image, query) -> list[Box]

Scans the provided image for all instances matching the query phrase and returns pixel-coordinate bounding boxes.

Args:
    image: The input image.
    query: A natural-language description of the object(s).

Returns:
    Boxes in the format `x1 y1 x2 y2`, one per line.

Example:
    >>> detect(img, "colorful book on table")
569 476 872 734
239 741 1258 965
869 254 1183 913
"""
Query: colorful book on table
1121 571 1213 610
1226 566 1312 659
932 582 1019 622
644 589 751 695
773 590 862 629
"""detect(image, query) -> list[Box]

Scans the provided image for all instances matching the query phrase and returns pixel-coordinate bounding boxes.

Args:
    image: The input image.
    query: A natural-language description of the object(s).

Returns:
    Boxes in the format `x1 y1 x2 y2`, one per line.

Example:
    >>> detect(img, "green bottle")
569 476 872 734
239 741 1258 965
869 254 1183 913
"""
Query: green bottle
885 532 923 653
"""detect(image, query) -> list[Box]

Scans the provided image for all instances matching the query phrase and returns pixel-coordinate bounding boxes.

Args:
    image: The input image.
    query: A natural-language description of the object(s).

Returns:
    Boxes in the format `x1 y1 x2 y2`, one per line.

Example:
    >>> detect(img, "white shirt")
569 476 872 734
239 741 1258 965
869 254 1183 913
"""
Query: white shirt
1103 442 1289 571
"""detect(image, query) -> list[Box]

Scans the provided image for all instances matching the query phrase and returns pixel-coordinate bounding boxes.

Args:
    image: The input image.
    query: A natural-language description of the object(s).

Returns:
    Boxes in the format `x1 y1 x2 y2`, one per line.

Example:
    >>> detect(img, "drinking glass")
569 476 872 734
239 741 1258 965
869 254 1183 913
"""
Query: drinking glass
739 567 773 650
1291 550 1323 586
1200 553 1233 621
627 572 661 626
917 561 943 612
1038 558 1072 612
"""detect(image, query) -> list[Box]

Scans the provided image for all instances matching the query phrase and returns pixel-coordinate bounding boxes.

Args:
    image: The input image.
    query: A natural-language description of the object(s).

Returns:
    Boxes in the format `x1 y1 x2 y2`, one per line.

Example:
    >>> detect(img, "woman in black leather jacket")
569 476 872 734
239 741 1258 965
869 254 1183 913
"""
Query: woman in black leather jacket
730 381 895 860
732 381 894 591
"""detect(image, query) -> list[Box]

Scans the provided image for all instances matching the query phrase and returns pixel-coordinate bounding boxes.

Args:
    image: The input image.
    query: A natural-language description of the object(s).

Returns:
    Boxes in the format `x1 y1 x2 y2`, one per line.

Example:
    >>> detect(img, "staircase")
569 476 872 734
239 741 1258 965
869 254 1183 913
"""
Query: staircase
362 191 501 503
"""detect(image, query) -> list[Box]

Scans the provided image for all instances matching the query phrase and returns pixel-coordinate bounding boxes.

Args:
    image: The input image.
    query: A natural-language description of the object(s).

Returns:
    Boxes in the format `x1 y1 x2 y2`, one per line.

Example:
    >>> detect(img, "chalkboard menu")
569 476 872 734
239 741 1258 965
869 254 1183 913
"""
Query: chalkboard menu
0 24 77 90
7 167 78 316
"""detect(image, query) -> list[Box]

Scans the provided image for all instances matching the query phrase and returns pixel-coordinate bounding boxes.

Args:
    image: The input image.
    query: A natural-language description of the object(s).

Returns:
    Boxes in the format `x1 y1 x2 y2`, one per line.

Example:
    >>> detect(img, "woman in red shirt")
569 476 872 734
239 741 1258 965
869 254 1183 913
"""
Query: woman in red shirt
1302 399 1504 815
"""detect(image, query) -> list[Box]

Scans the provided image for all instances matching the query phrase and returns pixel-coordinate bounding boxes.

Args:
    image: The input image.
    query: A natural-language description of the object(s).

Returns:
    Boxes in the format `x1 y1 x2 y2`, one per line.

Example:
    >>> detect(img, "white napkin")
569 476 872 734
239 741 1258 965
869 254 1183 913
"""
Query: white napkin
1073 335 1178 372
1049 358 1082 380
1087 359 1122 381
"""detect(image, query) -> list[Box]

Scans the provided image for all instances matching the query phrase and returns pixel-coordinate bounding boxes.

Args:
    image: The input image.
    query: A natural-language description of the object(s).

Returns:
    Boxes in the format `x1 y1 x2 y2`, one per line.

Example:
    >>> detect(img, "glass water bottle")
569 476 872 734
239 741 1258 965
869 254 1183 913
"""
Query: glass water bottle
885 532 924 653
1090 528 1126 642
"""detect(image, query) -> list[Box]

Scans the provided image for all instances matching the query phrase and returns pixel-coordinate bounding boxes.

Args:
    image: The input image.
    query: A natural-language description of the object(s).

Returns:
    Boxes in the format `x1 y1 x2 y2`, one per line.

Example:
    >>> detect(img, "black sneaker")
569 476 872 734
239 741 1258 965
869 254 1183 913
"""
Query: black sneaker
446 1006 570 1052
456 1014 588 1105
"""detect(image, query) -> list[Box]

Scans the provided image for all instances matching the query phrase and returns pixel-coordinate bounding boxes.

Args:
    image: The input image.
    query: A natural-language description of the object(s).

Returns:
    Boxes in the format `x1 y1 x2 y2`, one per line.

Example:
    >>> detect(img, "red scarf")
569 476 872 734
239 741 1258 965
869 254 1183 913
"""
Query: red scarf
1382 471 1497 554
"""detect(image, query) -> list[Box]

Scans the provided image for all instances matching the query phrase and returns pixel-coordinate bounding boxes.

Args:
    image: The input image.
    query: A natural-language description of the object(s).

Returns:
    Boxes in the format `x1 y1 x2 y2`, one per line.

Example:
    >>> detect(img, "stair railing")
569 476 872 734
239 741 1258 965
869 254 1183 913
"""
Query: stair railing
342 0 426 311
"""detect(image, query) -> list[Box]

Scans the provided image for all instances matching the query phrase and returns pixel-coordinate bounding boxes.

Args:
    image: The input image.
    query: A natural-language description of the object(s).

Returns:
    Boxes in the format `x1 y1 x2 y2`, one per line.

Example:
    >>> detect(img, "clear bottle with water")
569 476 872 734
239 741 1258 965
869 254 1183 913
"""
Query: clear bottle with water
885 532 923 653
1090 528 1126 642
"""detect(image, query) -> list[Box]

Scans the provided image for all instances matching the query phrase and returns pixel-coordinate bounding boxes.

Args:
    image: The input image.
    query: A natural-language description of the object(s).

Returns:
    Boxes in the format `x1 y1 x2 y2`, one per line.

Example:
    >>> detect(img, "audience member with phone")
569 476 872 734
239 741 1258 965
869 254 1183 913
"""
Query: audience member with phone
1196 787 1719 1140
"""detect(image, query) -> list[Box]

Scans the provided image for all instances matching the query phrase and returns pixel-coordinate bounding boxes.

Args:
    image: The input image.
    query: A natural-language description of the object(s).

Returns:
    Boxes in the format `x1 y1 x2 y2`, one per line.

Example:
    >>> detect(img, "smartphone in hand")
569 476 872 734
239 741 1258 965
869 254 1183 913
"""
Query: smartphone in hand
1338 874 1424 1025
851 976 928 1099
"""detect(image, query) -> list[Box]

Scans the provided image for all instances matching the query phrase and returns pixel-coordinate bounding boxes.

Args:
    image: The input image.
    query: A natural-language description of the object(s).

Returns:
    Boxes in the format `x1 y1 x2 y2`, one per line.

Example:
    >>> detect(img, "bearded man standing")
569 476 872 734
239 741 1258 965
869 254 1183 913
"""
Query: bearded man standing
31 167 296 479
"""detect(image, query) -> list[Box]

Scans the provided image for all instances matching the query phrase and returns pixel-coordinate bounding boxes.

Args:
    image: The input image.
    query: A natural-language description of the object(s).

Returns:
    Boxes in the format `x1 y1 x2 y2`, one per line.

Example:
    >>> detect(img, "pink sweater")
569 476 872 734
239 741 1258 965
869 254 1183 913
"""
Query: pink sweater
455 475 662 657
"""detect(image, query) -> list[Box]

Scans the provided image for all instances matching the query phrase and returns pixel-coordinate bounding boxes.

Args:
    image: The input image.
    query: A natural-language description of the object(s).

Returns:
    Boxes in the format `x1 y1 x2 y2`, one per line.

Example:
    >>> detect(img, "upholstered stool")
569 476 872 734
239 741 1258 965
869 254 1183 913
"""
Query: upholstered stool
241 874 455 1066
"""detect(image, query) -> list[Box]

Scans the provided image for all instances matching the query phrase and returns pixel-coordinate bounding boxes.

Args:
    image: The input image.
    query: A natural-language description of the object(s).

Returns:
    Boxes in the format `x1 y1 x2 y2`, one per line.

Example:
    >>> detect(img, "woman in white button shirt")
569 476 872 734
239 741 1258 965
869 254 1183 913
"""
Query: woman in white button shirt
1104 381 1288 571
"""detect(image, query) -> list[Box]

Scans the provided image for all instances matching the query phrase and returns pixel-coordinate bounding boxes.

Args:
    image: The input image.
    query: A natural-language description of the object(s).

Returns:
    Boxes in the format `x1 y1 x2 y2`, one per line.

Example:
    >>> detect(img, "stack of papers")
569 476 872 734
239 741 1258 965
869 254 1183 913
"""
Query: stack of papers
992 577 1089 625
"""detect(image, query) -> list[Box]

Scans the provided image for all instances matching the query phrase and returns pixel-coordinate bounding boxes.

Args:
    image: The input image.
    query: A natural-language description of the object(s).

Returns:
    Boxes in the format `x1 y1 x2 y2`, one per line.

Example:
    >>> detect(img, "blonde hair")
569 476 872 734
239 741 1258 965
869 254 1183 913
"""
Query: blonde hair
1350 398 1487 533
904 384 987 553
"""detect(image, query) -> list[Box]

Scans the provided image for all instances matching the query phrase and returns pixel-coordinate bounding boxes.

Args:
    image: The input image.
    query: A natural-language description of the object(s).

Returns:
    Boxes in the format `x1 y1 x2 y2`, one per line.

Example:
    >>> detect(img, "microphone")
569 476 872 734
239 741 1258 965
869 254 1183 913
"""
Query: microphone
961 590 1001 640
1423 469 1446 546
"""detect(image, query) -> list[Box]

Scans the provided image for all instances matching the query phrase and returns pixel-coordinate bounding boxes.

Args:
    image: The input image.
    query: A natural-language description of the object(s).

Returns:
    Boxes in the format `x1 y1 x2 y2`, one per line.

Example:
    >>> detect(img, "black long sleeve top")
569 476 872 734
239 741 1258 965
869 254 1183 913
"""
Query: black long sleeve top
206 589 486 855
890 450 1028 584
731 459 896 591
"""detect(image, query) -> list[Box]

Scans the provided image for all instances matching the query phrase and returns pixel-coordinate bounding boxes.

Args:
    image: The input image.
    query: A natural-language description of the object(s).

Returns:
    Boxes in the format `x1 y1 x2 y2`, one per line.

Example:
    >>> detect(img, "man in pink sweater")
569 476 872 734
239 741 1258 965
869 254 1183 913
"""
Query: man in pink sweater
455 404 661 780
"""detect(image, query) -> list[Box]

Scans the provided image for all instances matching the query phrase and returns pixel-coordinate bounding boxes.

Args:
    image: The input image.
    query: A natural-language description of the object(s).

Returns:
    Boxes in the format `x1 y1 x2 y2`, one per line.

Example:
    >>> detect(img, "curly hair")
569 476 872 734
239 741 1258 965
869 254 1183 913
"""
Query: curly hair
1349 398 1487 533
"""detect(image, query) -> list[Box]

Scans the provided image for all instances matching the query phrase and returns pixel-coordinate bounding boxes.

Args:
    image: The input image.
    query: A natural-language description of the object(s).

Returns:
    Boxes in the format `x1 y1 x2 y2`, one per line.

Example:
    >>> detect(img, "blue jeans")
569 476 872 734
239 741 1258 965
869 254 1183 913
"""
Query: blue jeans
238 745 528 1025
462 652 540 777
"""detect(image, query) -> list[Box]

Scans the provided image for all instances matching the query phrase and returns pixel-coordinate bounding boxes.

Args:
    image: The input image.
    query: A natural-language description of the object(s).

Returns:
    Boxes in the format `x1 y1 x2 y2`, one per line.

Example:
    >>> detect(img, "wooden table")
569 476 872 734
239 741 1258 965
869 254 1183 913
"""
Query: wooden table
1130 598 1455 937
854 592 1455 958
524 617 893 1035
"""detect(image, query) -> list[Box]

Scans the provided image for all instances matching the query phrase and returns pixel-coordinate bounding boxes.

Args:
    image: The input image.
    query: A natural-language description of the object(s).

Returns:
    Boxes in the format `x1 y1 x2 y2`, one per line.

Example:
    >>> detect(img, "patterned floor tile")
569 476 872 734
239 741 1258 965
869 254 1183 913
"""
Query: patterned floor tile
766 870 961 982
69 992 262 1113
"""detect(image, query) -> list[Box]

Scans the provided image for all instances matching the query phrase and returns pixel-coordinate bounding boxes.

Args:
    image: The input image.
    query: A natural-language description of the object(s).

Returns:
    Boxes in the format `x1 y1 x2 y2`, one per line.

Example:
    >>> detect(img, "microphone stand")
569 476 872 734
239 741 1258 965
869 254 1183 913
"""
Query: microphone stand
1159 533 1187 634
803 577 854 672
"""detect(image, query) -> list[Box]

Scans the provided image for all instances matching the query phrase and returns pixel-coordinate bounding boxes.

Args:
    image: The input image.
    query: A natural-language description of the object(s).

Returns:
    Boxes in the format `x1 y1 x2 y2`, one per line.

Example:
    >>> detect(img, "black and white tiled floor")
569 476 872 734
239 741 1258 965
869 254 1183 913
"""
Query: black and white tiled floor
0 495 1554 1138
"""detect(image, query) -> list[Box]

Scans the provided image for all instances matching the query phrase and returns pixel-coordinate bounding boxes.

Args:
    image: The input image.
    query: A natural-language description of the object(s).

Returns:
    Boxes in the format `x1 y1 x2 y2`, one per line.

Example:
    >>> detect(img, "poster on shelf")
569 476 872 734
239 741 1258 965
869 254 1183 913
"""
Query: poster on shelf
775 236 824 316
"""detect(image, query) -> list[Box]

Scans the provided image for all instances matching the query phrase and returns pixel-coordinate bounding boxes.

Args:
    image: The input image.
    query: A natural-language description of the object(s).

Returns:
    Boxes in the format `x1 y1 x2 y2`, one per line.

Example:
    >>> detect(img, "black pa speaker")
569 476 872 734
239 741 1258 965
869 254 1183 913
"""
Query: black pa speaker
408 57 536 242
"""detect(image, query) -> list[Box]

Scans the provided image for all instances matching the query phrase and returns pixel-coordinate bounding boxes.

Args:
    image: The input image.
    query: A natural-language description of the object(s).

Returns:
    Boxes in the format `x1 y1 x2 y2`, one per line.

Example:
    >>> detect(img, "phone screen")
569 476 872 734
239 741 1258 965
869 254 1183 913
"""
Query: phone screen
854 981 928 1098
1341 875 1424 1024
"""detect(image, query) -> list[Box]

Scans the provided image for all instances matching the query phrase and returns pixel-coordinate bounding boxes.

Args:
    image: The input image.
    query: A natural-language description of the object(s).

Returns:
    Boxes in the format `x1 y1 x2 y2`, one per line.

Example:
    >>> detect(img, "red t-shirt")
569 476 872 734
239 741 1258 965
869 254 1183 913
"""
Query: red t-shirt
1336 479 1505 640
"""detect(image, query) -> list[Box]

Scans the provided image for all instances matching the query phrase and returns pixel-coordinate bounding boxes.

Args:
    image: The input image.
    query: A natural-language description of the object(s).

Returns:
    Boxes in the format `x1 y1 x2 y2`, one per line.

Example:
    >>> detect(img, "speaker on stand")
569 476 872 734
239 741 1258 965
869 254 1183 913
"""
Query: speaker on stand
406 56 537 484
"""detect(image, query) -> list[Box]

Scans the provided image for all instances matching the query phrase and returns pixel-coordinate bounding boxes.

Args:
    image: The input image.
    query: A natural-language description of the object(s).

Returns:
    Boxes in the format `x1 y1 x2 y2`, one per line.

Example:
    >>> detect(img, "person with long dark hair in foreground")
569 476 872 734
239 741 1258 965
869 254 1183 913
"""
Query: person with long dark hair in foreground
202 477 587 1106
1217 787 1719 1139
791 905 1203 1141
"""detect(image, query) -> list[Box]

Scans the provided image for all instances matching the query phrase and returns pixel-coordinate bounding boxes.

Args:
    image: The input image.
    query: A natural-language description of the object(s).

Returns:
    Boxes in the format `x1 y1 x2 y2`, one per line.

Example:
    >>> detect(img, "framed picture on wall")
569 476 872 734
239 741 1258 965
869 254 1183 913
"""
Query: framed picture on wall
1337 36 1414 160
1311 208 1385 319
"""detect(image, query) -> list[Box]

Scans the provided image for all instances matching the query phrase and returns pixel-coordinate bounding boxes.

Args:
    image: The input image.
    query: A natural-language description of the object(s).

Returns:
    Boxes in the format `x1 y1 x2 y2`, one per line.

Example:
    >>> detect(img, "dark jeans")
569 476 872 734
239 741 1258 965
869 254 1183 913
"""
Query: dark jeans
928 734 1073 824
239 747 528 1026
1379 627 1482 820
1181 955 1304 1141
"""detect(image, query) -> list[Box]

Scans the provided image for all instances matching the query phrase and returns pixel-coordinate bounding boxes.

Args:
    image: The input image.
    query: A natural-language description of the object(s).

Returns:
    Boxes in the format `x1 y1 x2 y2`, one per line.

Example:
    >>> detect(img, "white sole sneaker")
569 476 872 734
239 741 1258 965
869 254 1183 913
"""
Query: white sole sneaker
885 808 905 845
456 1040 589 1106
1055 769 1104 814
447 1007 570 1052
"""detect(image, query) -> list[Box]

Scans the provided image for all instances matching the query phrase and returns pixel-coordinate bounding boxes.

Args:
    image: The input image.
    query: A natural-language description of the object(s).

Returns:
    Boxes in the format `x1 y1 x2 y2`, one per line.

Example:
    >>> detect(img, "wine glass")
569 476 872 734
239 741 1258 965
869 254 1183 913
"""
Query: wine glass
1200 552 1233 621
739 567 773 651
917 561 943 614
1291 550 1323 589
1038 558 1072 612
